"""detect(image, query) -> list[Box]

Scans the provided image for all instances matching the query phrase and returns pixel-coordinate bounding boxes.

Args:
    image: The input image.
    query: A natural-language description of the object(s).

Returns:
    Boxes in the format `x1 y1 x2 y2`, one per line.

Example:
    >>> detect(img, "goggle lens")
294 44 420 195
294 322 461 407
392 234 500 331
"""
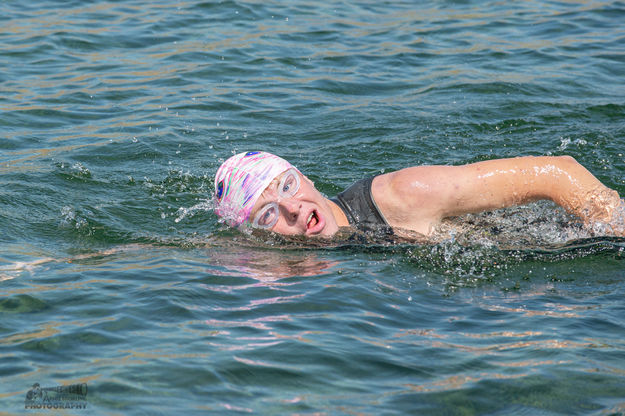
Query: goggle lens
252 203 279 229
279 170 300 198
251 169 300 230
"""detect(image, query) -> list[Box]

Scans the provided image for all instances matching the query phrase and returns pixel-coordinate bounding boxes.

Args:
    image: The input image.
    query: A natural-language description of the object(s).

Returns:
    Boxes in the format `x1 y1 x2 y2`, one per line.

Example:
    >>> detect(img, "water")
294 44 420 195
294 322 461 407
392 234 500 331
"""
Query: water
2 0 625 414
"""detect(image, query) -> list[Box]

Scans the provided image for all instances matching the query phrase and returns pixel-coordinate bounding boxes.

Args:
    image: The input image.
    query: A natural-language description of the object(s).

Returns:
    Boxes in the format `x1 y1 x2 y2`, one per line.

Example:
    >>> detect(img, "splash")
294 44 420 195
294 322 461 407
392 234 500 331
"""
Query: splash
175 199 214 223
60 206 88 230
580 193 625 236
55 162 92 180
173 193 247 232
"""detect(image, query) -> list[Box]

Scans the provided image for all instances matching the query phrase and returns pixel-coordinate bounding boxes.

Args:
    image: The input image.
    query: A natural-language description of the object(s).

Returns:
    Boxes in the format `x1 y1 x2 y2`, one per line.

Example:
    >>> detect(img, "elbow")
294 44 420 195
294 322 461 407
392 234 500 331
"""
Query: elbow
554 155 580 169
538 155 583 177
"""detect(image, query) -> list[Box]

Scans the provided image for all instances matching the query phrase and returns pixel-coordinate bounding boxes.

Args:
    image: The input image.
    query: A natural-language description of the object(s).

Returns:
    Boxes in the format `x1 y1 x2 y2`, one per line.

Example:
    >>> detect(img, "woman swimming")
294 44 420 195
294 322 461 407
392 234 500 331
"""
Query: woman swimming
214 151 625 238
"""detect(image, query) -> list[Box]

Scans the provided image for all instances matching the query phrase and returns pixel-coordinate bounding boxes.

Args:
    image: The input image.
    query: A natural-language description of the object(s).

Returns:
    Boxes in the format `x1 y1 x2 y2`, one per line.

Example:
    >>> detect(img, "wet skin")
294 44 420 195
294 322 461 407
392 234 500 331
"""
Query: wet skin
247 156 625 238
248 171 348 237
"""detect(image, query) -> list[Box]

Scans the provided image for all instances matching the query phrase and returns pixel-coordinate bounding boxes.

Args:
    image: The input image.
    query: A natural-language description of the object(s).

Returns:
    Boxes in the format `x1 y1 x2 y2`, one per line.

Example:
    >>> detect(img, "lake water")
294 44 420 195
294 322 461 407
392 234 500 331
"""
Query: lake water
2 0 625 414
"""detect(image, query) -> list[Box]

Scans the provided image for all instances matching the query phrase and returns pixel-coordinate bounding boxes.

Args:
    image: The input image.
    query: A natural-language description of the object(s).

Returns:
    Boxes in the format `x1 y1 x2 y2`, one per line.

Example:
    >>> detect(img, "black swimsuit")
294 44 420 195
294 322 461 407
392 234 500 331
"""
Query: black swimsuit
331 176 393 234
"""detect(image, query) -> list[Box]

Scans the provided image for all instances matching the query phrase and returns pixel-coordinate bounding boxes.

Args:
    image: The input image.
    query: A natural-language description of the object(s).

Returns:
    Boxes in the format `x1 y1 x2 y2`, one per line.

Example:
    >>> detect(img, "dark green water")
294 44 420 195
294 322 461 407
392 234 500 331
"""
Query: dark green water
2 0 625 414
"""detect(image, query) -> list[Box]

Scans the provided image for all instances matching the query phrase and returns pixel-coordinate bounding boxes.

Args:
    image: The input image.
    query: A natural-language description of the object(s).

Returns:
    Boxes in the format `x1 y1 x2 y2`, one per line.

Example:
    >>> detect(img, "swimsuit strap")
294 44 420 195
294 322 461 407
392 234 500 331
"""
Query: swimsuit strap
331 176 392 233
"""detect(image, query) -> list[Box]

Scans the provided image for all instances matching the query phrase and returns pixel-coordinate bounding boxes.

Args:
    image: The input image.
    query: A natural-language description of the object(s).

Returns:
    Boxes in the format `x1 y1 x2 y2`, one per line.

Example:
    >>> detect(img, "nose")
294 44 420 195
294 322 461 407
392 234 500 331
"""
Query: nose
279 198 300 223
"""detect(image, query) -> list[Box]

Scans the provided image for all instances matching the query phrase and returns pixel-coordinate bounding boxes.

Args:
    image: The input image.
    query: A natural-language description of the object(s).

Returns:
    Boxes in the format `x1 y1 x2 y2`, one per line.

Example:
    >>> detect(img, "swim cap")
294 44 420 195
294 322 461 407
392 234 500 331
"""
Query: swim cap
214 151 295 227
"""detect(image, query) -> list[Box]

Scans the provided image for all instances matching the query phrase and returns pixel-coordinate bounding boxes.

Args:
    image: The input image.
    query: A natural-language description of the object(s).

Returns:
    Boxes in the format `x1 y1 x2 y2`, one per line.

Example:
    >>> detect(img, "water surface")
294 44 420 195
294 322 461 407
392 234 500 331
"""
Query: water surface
2 0 625 414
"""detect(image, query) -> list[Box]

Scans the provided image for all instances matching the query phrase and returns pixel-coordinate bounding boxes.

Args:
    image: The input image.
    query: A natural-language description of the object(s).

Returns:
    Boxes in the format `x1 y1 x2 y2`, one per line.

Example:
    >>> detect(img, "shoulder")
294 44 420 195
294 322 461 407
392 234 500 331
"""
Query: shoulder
372 165 459 201
371 166 456 234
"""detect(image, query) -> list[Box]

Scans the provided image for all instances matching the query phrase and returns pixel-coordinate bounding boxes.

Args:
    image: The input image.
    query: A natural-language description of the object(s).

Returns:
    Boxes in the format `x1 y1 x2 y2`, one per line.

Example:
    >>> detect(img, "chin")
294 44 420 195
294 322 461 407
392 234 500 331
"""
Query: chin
318 222 339 237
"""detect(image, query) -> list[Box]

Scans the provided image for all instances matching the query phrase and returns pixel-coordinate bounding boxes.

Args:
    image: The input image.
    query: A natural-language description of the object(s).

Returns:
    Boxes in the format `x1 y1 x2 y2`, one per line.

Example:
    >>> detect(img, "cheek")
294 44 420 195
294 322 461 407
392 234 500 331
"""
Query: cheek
272 219 298 235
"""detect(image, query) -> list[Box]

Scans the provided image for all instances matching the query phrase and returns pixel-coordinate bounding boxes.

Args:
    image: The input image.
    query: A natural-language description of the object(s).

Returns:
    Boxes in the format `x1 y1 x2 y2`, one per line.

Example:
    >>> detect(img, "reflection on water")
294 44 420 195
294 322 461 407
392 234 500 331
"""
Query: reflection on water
0 239 338 284
202 245 337 280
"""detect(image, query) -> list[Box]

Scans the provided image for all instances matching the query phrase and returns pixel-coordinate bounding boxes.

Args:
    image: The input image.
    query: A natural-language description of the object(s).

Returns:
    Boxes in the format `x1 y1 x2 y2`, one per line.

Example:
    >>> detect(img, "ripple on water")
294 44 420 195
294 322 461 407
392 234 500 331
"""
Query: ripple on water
2 0 625 413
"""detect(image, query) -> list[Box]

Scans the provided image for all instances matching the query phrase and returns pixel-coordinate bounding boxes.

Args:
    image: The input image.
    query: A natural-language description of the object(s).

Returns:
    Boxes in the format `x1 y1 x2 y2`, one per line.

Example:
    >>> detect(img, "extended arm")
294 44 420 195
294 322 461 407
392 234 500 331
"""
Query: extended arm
373 156 623 235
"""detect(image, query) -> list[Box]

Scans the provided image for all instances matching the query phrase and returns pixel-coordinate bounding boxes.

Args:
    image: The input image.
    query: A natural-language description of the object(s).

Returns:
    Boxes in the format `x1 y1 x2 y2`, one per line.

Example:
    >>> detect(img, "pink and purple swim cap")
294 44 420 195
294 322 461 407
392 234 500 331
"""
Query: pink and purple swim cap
214 151 295 227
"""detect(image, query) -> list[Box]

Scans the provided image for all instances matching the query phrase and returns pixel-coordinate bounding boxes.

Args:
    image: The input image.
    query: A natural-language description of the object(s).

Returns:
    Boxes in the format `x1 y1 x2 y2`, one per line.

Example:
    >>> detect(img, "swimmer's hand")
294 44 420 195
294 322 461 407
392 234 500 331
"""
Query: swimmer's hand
587 198 625 236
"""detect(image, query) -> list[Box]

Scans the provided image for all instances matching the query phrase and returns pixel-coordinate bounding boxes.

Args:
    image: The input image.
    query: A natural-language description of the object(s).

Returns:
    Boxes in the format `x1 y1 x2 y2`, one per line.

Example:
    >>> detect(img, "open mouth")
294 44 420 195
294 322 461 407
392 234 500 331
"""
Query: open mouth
307 210 319 230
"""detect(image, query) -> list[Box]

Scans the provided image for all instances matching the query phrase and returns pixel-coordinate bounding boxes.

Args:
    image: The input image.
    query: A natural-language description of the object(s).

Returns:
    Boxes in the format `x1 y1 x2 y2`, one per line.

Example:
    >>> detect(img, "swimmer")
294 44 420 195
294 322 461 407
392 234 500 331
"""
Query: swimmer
214 151 625 238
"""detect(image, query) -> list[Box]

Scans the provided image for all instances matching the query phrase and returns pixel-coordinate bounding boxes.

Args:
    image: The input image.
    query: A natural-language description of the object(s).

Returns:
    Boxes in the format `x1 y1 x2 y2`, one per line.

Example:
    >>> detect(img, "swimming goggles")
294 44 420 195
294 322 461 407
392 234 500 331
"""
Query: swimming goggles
251 168 300 229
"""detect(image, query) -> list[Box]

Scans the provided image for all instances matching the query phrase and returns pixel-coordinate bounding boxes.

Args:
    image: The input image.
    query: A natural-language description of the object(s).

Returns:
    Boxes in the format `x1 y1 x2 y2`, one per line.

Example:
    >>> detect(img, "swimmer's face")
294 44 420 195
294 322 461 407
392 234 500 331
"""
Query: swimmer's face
248 170 340 237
